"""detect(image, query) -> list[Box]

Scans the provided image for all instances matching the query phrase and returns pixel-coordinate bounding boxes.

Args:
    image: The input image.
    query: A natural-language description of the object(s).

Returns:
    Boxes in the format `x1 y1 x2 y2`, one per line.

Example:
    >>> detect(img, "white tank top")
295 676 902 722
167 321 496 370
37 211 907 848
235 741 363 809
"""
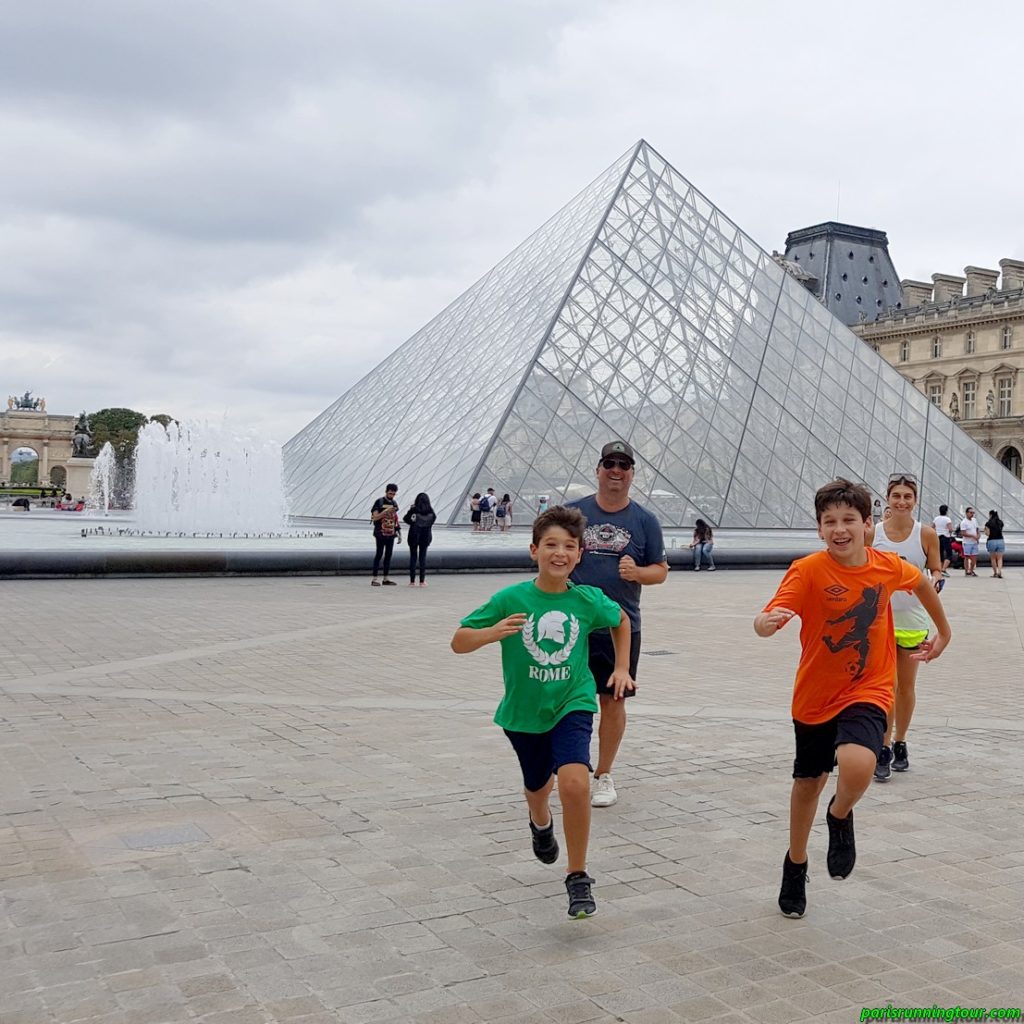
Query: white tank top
873 519 930 632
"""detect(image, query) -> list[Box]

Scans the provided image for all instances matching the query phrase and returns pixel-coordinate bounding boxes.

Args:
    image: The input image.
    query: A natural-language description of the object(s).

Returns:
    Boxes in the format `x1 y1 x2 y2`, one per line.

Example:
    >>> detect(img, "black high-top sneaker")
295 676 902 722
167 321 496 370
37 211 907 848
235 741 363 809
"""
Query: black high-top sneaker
826 796 856 879
778 852 809 918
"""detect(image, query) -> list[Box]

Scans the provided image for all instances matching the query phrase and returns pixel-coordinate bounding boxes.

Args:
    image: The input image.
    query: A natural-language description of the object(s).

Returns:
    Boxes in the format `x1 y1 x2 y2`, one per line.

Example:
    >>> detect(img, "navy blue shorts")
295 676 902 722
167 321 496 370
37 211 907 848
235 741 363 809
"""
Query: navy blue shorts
588 630 641 698
792 701 886 778
504 710 594 792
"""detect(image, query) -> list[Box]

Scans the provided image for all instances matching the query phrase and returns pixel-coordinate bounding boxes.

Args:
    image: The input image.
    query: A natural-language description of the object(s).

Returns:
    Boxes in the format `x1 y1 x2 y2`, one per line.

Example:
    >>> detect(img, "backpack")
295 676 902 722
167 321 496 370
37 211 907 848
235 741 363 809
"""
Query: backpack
479 495 491 513
495 502 506 518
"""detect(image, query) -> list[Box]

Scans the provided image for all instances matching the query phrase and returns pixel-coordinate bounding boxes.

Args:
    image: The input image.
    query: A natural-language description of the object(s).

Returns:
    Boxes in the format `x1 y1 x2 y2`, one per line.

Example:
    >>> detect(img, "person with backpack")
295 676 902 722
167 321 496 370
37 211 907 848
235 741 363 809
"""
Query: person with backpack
480 488 497 531
496 493 513 532
370 483 400 586
403 493 437 586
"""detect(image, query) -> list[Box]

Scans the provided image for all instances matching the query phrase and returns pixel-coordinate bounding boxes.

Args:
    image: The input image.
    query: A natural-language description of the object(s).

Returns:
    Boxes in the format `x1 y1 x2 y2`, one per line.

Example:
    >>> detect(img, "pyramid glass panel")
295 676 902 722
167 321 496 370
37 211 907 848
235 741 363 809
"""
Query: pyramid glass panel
285 140 1024 527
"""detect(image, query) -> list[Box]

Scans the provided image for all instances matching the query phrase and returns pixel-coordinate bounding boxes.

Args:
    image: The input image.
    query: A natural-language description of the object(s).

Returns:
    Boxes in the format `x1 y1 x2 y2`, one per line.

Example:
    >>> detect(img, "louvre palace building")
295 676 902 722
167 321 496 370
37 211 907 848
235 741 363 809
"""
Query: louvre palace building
780 222 1024 480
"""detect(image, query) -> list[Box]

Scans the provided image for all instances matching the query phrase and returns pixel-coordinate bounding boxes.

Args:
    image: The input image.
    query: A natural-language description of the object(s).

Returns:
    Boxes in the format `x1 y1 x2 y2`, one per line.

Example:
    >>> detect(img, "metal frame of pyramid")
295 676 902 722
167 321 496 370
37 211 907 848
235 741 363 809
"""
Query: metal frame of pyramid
284 140 1024 529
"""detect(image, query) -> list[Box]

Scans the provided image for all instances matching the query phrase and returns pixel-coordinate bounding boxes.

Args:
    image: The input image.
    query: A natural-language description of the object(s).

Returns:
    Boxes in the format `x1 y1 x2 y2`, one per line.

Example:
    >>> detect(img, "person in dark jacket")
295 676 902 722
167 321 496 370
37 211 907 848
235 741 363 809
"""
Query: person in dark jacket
404 493 437 586
984 510 1005 578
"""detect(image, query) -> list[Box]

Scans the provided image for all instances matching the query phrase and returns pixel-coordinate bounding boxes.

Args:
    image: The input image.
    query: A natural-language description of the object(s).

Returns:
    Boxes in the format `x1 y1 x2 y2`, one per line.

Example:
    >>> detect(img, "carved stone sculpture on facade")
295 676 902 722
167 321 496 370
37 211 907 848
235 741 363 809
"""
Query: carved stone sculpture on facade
949 392 960 421
986 389 996 418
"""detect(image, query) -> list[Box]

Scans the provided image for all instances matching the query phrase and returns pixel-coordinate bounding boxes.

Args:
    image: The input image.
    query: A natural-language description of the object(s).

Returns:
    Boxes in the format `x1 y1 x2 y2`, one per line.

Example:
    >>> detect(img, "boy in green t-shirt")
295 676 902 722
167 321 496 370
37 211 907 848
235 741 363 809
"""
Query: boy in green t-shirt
452 505 633 918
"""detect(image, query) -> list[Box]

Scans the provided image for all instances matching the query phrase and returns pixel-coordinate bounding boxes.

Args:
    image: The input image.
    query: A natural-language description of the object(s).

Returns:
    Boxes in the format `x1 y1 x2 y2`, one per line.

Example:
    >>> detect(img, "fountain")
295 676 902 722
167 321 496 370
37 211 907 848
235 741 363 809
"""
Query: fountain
88 442 116 514
131 420 288 535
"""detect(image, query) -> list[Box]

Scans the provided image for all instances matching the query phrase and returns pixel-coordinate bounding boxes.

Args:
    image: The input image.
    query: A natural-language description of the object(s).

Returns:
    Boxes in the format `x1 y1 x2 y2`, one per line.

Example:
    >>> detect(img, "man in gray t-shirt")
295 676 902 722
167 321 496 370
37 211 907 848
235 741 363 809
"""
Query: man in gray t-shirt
568 441 668 808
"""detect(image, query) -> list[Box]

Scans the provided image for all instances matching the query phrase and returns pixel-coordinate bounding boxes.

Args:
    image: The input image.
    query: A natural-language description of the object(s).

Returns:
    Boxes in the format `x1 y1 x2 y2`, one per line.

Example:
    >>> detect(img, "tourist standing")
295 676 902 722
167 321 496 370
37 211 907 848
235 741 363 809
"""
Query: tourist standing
451 506 633 918
537 495 549 516
755 479 951 918
480 488 497 532
470 493 482 531
689 519 715 571
370 483 400 586
568 440 668 808
960 507 980 576
404 493 437 587
984 510 1005 578
933 504 953 576
496 493 512 532
869 473 942 781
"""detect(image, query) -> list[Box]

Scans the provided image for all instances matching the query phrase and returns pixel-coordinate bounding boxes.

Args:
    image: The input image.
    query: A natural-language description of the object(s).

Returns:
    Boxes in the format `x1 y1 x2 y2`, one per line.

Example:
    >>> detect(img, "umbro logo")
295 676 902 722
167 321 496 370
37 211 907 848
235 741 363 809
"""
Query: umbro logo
824 585 849 597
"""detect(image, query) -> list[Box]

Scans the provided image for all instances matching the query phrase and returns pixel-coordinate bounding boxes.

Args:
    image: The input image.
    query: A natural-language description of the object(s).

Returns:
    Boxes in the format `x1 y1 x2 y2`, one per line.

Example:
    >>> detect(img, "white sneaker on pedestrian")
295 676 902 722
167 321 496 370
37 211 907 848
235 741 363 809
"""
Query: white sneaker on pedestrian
591 774 617 807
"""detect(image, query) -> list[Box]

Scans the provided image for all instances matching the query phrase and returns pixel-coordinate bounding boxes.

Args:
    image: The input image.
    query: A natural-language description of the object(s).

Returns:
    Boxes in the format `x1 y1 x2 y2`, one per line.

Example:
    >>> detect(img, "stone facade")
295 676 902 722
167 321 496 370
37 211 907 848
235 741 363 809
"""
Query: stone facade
0 409 77 488
852 258 1024 478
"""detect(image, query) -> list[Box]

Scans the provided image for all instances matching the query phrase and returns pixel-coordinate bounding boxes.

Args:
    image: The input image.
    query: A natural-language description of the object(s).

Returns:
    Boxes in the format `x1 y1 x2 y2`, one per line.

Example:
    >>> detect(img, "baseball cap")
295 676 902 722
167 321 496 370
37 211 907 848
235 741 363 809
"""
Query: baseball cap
600 440 635 464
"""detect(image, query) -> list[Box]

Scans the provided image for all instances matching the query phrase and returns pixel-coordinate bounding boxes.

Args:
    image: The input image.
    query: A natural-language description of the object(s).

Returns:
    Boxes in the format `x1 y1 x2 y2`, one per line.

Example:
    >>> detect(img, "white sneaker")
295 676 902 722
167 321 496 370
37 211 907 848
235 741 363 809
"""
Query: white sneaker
591 774 617 807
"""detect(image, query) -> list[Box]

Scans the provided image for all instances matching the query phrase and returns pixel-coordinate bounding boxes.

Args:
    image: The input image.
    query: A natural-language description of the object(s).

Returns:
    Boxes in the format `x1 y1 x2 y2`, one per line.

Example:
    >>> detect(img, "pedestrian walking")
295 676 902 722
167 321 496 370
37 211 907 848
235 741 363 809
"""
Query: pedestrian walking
933 504 953 576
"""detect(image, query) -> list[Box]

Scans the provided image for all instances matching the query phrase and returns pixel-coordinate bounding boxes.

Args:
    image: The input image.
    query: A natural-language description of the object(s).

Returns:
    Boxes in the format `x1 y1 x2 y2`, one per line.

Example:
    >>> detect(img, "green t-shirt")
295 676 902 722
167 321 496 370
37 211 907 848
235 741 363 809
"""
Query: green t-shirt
460 579 623 733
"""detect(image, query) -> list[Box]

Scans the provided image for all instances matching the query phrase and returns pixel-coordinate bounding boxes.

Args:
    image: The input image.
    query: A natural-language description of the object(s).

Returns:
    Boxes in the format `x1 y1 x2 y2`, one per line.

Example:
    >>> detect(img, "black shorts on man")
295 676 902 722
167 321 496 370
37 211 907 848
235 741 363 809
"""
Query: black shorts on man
588 630 641 699
792 702 886 778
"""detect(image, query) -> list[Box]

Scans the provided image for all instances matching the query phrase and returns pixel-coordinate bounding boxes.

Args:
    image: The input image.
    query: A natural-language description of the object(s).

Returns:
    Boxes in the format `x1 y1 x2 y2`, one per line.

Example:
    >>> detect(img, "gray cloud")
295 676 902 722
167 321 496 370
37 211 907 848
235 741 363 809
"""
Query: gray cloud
2 0 1021 447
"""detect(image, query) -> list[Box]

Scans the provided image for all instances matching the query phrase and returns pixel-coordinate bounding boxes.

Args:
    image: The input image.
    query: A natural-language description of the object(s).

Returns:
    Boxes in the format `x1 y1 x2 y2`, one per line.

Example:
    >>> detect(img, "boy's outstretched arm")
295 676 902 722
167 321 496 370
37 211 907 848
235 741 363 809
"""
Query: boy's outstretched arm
910 577 952 662
607 610 636 700
754 607 796 637
451 614 526 654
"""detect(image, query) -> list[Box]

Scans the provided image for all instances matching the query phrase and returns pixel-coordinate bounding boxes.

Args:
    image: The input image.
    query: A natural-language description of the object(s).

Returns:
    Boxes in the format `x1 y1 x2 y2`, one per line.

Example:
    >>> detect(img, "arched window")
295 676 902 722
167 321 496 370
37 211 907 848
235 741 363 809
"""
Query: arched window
1000 446 1021 480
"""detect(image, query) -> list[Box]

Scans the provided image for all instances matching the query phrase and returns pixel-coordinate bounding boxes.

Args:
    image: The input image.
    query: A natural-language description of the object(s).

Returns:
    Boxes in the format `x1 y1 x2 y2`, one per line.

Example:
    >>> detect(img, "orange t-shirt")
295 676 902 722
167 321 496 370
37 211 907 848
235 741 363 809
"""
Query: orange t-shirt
764 548 922 724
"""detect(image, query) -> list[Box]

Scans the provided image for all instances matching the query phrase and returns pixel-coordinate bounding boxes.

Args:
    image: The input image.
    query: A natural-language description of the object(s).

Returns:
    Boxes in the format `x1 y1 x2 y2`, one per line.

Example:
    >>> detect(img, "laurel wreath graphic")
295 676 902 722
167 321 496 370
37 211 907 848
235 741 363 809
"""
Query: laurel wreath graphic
522 614 581 666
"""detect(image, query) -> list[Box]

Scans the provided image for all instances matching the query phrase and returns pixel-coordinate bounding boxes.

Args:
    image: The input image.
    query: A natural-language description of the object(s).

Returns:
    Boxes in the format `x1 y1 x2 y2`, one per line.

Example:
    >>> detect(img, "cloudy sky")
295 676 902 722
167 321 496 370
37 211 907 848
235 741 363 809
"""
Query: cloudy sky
3 0 1021 444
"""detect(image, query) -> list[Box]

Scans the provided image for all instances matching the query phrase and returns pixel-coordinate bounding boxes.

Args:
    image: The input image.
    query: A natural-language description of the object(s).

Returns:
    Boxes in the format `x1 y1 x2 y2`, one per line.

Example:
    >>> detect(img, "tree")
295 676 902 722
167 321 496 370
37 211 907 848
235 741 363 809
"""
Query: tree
87 408 174 461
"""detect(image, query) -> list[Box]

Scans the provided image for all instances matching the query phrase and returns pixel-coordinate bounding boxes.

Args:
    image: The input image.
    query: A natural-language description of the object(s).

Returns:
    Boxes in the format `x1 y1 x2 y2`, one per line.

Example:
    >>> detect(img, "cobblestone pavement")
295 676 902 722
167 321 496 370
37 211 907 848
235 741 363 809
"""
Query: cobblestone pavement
2 568 1023 1024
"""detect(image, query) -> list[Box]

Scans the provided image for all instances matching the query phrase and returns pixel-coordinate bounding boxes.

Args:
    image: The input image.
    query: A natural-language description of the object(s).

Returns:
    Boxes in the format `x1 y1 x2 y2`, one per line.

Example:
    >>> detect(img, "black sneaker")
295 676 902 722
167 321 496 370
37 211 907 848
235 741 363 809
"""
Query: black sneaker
529 817 559 864
826 796 856 879
381 579 397 586
892 741 909 772
873 745 892 783
565 871 596 918
778 852 808 918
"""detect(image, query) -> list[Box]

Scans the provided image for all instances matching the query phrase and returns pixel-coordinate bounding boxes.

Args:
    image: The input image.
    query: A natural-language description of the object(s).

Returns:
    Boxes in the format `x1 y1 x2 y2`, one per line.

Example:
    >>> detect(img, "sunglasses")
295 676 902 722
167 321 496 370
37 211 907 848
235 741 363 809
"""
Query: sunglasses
601 458 634 471
887 473 917 486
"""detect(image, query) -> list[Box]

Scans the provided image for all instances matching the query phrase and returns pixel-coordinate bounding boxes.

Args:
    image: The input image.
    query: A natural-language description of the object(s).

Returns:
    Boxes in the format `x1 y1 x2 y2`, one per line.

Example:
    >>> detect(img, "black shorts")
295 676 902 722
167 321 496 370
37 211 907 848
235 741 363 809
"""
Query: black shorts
504 710 593 792
588 630 641 698
792 702 886 778
471 510 481 523
939 535 953 561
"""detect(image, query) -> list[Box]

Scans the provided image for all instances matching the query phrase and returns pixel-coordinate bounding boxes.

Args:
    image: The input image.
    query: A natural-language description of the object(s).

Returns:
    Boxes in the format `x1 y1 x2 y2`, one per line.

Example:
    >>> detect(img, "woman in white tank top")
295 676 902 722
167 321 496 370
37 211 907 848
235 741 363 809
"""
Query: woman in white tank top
867 474 942 781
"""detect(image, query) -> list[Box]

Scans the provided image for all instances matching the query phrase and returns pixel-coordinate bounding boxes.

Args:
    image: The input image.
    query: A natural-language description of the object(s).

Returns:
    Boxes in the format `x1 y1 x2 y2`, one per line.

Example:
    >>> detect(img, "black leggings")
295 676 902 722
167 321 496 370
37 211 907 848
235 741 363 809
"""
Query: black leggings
409 539 430 582
373 536 395 577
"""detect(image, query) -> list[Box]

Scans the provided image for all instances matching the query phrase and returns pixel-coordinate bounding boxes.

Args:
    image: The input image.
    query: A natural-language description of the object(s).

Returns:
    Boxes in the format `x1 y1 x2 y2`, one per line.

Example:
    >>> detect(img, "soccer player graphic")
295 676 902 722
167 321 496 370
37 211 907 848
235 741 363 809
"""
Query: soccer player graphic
821 585 882 680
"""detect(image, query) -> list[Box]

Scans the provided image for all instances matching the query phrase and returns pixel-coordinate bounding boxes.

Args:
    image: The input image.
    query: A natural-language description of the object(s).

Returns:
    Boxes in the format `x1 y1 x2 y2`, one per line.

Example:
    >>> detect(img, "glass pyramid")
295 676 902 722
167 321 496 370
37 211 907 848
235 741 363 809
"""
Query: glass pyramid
285 140 1024 529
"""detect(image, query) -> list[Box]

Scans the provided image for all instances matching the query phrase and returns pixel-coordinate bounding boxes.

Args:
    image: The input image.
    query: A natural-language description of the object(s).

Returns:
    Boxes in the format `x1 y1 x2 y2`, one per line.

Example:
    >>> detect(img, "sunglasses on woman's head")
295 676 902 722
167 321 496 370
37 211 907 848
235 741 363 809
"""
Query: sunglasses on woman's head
601 458 633 471
887 473 917 486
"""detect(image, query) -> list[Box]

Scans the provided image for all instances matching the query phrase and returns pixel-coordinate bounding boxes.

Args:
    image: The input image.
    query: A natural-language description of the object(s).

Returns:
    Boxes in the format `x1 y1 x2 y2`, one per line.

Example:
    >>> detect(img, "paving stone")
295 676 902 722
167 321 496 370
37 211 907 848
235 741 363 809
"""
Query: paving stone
2 571 1023 1023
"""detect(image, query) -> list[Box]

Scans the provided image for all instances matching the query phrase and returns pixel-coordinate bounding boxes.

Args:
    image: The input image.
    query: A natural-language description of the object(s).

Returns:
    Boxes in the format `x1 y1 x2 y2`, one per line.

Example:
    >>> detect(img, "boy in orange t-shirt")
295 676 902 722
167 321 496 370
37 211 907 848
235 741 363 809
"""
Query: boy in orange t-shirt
755 479 951 918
